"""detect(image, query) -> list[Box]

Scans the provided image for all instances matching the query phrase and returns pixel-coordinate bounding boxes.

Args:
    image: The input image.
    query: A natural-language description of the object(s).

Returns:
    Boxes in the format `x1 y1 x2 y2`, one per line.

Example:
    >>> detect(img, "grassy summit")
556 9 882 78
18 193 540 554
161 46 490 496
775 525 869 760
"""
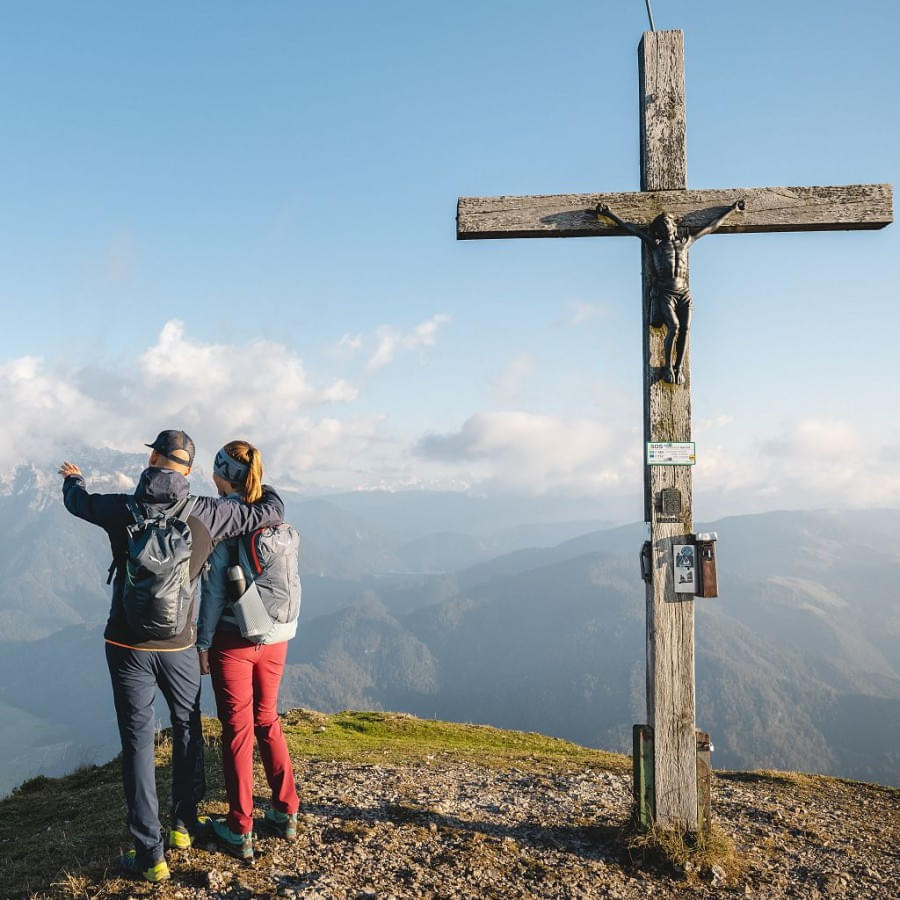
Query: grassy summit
277 709 628 769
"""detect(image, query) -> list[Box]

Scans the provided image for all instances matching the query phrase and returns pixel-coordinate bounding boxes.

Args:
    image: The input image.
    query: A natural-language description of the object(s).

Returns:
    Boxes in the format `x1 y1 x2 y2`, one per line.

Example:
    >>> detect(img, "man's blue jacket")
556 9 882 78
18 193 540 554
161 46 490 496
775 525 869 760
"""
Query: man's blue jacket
62 467 285 651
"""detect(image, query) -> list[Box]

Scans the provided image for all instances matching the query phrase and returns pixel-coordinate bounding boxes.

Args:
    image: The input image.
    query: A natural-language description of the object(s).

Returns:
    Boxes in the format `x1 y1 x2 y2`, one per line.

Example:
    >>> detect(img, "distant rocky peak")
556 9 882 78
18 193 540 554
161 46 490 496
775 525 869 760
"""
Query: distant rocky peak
0 447 147 506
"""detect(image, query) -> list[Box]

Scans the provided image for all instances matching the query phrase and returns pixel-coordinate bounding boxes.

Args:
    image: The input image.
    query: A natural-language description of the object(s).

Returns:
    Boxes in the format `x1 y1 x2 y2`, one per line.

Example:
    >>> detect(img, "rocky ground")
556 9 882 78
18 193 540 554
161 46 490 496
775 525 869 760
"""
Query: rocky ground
8 711 899 898
185 758 899 899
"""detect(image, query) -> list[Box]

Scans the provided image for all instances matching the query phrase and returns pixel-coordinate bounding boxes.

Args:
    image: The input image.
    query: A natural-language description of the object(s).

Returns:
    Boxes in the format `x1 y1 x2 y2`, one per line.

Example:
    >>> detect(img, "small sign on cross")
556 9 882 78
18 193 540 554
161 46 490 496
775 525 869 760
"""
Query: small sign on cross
647 442 695 466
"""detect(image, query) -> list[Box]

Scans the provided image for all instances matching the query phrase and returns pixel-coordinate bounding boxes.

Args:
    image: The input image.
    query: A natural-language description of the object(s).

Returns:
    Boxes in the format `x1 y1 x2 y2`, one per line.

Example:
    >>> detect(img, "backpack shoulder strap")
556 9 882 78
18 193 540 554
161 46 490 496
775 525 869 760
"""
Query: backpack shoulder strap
126 497 145 526
229 536 242 570
174 495 197 522
116 496 145 583
245 528 265 575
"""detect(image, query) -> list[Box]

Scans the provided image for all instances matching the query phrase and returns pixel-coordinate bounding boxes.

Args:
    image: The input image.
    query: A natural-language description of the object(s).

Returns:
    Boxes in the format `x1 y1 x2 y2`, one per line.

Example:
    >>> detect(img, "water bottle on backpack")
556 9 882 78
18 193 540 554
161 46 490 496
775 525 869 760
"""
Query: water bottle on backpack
227 523 301 644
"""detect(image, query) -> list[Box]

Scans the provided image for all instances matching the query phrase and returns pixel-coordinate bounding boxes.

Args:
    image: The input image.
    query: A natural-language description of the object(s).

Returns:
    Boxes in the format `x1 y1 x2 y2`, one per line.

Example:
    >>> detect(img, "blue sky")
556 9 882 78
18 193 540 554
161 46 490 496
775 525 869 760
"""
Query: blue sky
1 1 897 518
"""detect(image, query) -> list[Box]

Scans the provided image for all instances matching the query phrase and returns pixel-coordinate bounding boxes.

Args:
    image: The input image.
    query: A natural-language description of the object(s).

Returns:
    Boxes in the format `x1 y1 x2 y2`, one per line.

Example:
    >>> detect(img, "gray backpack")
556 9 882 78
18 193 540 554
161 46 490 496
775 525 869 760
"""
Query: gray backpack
122 495 197 640
229 524 301 644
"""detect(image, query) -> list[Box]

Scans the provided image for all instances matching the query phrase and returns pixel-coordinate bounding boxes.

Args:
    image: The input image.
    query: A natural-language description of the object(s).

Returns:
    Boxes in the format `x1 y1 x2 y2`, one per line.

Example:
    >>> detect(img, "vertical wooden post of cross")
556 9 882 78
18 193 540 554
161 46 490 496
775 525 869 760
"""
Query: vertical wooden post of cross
639 30 698 832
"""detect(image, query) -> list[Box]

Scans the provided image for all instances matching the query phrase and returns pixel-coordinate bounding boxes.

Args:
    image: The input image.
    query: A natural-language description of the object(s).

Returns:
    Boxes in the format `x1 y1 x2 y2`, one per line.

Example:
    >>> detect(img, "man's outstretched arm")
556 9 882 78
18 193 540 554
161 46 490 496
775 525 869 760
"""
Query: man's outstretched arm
193 486 286 543
59 461 126 528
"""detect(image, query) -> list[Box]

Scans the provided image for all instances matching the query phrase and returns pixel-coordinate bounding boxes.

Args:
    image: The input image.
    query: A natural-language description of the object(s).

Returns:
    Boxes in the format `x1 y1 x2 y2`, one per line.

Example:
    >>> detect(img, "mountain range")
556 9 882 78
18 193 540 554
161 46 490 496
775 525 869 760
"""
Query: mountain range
0 454 898 795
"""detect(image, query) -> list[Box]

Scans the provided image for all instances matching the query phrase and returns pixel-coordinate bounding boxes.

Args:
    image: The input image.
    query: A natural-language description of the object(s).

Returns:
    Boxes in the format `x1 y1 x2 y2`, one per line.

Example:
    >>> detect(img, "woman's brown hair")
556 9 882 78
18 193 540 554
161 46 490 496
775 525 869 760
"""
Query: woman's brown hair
222 440 263 503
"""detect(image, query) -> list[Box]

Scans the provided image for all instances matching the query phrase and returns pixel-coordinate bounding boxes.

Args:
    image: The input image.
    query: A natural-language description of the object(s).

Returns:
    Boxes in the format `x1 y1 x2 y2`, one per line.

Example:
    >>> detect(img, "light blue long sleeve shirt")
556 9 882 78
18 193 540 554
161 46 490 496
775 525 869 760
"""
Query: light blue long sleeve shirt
196 494 243 651
197 540 240 650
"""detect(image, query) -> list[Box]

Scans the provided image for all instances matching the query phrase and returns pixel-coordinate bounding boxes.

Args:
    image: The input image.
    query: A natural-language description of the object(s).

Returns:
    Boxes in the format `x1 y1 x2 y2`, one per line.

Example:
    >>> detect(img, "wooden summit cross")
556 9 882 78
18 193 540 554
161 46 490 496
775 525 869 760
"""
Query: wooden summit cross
456 30 892 832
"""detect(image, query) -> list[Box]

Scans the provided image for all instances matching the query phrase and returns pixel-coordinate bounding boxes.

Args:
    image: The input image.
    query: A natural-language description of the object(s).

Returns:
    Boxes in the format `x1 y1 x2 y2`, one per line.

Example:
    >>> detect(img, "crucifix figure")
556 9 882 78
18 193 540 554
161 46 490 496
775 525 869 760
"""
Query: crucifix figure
596 199 744 383
456 29 891 832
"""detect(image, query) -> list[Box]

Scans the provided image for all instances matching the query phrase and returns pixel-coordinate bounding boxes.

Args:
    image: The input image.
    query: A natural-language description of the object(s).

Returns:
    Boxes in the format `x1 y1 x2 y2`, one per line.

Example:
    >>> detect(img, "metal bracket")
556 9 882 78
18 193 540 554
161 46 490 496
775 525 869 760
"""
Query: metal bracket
639 541 652 584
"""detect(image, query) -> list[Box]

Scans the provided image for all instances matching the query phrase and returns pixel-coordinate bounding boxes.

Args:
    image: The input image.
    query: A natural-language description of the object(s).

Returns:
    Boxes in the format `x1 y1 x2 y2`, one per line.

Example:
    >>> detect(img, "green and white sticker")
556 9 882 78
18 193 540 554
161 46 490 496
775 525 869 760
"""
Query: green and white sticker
647 441 696 466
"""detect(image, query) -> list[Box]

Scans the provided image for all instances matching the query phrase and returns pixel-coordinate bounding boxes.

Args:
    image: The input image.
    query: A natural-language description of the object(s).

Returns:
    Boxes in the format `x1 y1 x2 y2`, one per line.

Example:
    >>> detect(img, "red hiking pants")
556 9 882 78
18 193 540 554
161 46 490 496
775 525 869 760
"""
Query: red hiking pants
209 631 299 834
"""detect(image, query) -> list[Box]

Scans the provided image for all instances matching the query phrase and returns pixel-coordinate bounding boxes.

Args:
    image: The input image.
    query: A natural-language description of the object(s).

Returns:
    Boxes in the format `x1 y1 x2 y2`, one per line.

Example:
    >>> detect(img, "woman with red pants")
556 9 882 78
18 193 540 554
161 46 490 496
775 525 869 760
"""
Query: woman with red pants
197 440 300 861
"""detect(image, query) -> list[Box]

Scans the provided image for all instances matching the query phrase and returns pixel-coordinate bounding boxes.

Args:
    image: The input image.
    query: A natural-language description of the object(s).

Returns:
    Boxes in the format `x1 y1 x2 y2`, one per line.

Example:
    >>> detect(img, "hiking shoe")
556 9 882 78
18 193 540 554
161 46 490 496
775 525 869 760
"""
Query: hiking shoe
167 826 193 850
121 850 170 883
264 807 299 840
167 815 210 849
208 817 254 862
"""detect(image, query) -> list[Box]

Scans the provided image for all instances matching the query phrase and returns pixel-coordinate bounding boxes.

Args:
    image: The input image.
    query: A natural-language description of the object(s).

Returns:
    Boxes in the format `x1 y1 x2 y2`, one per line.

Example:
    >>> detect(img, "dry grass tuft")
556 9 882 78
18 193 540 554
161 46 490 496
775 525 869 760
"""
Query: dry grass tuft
625 819 744 885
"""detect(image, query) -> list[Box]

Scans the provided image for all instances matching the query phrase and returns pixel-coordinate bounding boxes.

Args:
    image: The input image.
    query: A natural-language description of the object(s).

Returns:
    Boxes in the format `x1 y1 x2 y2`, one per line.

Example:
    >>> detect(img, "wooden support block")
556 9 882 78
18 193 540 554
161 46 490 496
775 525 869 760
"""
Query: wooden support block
632 724 655 831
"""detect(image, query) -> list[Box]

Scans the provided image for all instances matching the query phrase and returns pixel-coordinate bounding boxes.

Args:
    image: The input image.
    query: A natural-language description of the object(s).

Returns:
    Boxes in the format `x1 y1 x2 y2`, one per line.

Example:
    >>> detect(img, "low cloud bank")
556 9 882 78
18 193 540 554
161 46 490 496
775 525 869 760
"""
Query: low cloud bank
1 323 897 512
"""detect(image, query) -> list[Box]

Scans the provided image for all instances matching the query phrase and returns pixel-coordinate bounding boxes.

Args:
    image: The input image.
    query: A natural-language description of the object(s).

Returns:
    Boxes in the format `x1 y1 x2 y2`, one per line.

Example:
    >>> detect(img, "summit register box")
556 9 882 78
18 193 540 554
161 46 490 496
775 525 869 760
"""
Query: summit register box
695 532 718 598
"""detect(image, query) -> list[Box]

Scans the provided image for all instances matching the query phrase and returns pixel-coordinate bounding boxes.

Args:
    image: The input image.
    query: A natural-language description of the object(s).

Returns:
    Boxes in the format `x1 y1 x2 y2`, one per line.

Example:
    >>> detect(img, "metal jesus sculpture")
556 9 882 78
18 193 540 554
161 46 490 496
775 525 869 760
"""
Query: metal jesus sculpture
596 199 744 384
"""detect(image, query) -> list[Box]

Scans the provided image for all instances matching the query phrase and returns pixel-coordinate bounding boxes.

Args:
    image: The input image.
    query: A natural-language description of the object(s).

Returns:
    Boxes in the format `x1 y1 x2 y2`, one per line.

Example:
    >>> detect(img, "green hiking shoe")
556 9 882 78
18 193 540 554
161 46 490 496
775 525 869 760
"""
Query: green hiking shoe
167 815 210 849
208 816 254 862
121 850 170 883
264 807 299 840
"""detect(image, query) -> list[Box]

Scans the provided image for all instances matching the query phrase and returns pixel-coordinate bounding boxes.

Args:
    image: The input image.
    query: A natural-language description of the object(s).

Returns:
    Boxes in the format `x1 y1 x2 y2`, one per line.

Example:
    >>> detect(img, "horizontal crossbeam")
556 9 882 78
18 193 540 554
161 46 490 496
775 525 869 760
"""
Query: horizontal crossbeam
457 183 892 240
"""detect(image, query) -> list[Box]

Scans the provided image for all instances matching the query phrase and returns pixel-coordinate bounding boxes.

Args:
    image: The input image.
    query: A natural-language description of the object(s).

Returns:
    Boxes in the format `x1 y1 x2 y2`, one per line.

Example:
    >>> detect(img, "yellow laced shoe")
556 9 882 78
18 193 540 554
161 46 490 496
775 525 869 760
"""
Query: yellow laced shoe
167 827 193 850
168 815 210 849
121 849 170 883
